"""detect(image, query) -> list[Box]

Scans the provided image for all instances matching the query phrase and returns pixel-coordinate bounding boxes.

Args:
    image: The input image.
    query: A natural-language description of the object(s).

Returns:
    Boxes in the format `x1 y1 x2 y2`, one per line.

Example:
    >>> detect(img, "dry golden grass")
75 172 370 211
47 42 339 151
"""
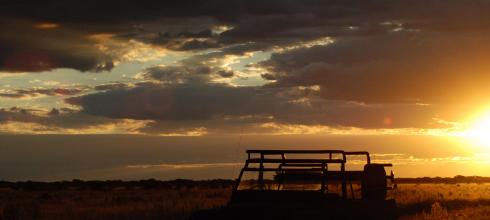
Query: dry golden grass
1 183 490 219
394 183 490 204
0 187 230 220
394 183 490 219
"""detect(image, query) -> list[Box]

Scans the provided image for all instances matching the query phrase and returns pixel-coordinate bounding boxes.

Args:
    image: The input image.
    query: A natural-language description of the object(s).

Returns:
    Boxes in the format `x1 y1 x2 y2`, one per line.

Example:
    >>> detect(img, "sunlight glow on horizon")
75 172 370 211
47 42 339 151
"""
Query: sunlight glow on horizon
463 111 490 149
446 108 490 154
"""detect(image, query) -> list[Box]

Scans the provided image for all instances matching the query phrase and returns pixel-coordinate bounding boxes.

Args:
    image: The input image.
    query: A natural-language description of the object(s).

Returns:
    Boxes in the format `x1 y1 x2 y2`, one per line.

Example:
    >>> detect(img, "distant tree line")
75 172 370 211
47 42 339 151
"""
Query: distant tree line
0 179 235 191
396 175 490 184
1 176 489 191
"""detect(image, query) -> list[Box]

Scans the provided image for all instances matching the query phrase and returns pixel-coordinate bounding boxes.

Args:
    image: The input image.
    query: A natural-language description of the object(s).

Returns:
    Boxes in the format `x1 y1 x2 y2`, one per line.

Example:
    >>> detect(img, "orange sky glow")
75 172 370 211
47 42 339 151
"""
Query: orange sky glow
2 1 490 180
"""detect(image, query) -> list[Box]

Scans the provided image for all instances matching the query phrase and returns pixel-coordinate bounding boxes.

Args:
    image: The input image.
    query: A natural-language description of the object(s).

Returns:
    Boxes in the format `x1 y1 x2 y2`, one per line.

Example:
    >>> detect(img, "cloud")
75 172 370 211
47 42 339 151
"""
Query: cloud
0 87 84 99
4 0 490 73
0 19 115 72
66 84 277 121
4 0 490 134
143 66 212 84
7 0 490 72
94 83 133 91
66 83 450 130
0 107 150 134
261 32 490 104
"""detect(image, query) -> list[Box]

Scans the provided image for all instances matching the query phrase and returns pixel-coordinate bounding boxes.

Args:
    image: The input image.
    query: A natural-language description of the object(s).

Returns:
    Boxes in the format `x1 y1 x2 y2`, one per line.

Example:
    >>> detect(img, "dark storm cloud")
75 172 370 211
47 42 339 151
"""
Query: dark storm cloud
147 27 223 51
143 65 237 83
66 84 279 121
261 32 490 103
176 40 222 51
5 0 490 72
0 19 115 72
217 70 234 78
142 100 445 133
7 0 489 31
0 107 121 130
144 66 211 84
66 83 447 129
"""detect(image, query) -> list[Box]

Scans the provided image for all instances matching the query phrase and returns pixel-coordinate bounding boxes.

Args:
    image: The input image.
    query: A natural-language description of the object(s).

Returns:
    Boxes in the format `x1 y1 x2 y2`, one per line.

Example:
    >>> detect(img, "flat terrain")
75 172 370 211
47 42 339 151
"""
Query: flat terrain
1 179 490 219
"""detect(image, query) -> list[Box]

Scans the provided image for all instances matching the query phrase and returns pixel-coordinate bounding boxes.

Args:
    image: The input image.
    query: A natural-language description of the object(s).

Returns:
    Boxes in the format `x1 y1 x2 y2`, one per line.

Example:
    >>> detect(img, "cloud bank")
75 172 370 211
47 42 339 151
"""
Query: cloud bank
3 0 490 134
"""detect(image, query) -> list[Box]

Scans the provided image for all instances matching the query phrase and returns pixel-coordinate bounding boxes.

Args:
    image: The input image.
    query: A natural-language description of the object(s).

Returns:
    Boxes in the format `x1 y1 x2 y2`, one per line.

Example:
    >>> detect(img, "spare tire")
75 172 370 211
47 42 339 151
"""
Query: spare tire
361 164 387 200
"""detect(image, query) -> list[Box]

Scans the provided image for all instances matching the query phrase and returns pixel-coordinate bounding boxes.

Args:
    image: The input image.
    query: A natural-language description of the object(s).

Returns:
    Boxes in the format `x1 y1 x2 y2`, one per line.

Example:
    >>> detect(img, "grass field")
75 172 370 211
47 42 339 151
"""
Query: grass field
1 181 490 219
0 187 230 220
395 183 490 219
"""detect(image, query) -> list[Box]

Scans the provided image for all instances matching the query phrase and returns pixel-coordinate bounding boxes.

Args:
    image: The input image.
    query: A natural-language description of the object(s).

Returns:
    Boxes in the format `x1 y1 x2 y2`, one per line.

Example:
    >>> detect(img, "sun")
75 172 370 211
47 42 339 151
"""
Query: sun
464 112 490 148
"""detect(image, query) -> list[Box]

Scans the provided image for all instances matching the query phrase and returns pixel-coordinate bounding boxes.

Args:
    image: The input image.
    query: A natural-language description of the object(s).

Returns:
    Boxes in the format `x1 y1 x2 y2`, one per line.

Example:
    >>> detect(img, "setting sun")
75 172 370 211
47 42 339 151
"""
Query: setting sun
462 111 490 148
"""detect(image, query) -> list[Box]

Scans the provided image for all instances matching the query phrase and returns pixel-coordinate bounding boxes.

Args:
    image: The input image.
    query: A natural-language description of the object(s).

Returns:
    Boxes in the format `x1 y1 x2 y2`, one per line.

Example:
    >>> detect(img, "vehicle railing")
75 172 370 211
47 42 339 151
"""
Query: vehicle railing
234 149 394 199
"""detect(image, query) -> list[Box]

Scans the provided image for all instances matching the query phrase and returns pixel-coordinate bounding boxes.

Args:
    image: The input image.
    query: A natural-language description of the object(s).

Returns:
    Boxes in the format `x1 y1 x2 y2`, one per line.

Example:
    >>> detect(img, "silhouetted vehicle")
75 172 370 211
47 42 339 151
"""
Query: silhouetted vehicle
192 149 397 220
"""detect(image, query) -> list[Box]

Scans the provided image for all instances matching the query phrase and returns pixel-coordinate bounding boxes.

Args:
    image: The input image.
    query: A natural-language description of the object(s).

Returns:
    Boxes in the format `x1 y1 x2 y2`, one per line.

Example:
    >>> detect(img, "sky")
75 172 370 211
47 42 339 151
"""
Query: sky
1 0 490 180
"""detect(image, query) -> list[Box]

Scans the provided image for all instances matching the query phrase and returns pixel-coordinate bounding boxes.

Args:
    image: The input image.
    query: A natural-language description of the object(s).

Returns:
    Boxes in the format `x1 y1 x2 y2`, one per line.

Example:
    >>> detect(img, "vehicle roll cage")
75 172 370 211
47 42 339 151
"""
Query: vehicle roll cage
234 149 394 199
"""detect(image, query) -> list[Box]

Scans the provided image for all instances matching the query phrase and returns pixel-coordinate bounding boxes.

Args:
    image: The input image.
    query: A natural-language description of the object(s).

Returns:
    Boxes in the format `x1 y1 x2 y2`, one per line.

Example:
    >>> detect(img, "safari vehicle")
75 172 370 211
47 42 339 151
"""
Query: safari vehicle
192 149 397 220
